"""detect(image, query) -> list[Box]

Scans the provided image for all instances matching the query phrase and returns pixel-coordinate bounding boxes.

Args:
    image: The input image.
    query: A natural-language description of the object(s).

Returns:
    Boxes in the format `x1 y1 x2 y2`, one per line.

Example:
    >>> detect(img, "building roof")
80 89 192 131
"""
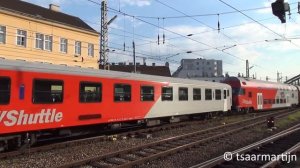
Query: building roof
0 0 97 33
108 65 171 77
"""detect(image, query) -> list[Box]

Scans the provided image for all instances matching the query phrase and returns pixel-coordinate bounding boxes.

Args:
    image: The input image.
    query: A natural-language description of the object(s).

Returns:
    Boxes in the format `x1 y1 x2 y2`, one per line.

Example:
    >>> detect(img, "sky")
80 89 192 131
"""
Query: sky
23 0 300 82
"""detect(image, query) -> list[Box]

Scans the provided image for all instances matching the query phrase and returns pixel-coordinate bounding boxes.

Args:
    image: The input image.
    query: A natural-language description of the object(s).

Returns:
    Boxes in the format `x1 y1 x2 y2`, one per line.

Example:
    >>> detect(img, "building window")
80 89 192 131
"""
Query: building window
60 38 68 53
114 84 131 102
215 89 221 100
162 87 173 101
0 77 10 104
88 43 94 57
17 29 27 47
79 82 102 103
75 41 81 56
32 79 63 104
44 35 53 51
205 89 212 100
0 26 6 44
193 88 201 100
141 86 154 101
35 33 44 49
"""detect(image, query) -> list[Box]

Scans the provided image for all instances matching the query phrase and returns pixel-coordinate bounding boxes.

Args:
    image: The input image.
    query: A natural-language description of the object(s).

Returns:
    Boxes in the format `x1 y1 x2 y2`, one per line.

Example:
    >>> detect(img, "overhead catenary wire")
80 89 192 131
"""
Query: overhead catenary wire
218 0 300 49
86 0 298 79
134 2 298 19
106 5 246 62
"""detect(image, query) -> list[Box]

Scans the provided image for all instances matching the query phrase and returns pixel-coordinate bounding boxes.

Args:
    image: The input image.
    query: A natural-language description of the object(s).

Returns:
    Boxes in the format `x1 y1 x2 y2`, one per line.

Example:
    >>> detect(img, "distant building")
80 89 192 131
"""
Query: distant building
173 58 223 78
0 0 99 69
109 62 171 77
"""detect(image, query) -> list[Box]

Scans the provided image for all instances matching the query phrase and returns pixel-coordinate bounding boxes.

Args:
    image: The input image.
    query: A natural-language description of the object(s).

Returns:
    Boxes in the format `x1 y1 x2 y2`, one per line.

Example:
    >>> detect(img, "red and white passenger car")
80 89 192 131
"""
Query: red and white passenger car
0 59 231 151
223 77 299 112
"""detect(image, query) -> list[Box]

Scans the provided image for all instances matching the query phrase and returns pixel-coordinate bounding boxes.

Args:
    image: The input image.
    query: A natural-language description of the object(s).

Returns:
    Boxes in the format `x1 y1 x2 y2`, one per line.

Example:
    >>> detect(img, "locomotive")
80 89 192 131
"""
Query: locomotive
0 59 299 151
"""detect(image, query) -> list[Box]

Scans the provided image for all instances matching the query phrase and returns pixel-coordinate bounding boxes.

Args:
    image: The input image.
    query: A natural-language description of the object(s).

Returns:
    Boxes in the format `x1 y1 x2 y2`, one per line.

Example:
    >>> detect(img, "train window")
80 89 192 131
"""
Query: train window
227 90 229 96
0 77 10 104
240 89 245 95
162 87 173 101
248 92 252 98
276 99 280 104
33 79 63 104
232 88 245 95
215 89 221 100
114 84 131 102
280 99 283 104
179 87 188 101
263 99 268 105
80 82 102 103
205 89 212 100
141 86 154 101
193 88 201 100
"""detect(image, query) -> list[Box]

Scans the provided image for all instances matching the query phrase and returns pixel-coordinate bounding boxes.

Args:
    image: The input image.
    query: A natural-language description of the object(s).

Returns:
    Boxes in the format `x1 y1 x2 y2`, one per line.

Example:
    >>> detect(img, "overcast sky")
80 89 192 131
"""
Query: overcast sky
23 0 300 82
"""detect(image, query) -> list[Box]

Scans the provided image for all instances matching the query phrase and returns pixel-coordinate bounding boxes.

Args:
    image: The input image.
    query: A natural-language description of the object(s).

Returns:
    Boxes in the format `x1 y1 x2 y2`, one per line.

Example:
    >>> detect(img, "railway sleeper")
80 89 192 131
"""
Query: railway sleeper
143 148 158 154
90 161 115 168
121 154 139 161
152 145 169 151
163 142 178 148
134 151 151 157
105 157 128 165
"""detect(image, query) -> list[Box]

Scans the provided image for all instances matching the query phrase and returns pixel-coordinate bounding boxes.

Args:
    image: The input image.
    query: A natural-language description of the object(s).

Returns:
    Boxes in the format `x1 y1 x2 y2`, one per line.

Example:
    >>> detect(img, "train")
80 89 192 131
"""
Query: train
223 77 299 112
0 59 299 151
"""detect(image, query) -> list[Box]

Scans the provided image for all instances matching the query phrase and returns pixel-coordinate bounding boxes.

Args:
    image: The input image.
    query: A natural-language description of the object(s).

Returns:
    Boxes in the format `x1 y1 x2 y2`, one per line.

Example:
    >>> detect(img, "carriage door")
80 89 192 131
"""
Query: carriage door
286 95 290 107
257 93 263 110
223 89 228 111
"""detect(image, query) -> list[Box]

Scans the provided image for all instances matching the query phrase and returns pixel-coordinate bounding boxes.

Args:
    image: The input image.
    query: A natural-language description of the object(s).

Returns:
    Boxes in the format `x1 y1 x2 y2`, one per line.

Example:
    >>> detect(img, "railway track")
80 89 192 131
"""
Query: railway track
0 119 194 159
54 109 298 168
0 109 290 160
192 124 300 168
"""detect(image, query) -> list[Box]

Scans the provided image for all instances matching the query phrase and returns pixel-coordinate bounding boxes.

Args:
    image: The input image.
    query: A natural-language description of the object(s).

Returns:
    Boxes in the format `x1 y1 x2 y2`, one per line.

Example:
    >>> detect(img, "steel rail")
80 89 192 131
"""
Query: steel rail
190 123 300 168
261 142 300 168
0 108 293 159
54 109 298 168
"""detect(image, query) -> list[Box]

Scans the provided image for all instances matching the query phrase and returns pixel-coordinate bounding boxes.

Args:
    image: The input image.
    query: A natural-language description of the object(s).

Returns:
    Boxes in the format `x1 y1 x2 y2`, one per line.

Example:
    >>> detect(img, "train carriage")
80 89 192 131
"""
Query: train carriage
0 59 231 151
223 77 298 112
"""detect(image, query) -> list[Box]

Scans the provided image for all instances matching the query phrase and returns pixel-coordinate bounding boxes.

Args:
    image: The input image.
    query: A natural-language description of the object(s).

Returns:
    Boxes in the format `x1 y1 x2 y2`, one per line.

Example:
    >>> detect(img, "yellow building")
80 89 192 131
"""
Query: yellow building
0 0 99 69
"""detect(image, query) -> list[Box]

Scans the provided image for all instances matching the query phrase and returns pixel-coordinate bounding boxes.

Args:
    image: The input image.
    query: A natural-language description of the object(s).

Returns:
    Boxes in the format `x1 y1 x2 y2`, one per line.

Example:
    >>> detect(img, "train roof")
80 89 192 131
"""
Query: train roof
224 77 296 90
0 59 230 87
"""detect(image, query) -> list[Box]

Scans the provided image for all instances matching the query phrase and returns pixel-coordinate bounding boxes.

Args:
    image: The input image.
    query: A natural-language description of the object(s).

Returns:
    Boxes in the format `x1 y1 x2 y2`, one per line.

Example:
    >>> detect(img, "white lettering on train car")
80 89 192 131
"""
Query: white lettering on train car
242 99 252 105
0 109 63 127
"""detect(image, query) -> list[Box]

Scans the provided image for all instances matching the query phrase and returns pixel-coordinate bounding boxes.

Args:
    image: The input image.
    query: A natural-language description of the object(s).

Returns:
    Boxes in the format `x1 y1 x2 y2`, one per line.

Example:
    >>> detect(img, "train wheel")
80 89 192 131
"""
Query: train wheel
20 133 36 150
0 141 8 152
